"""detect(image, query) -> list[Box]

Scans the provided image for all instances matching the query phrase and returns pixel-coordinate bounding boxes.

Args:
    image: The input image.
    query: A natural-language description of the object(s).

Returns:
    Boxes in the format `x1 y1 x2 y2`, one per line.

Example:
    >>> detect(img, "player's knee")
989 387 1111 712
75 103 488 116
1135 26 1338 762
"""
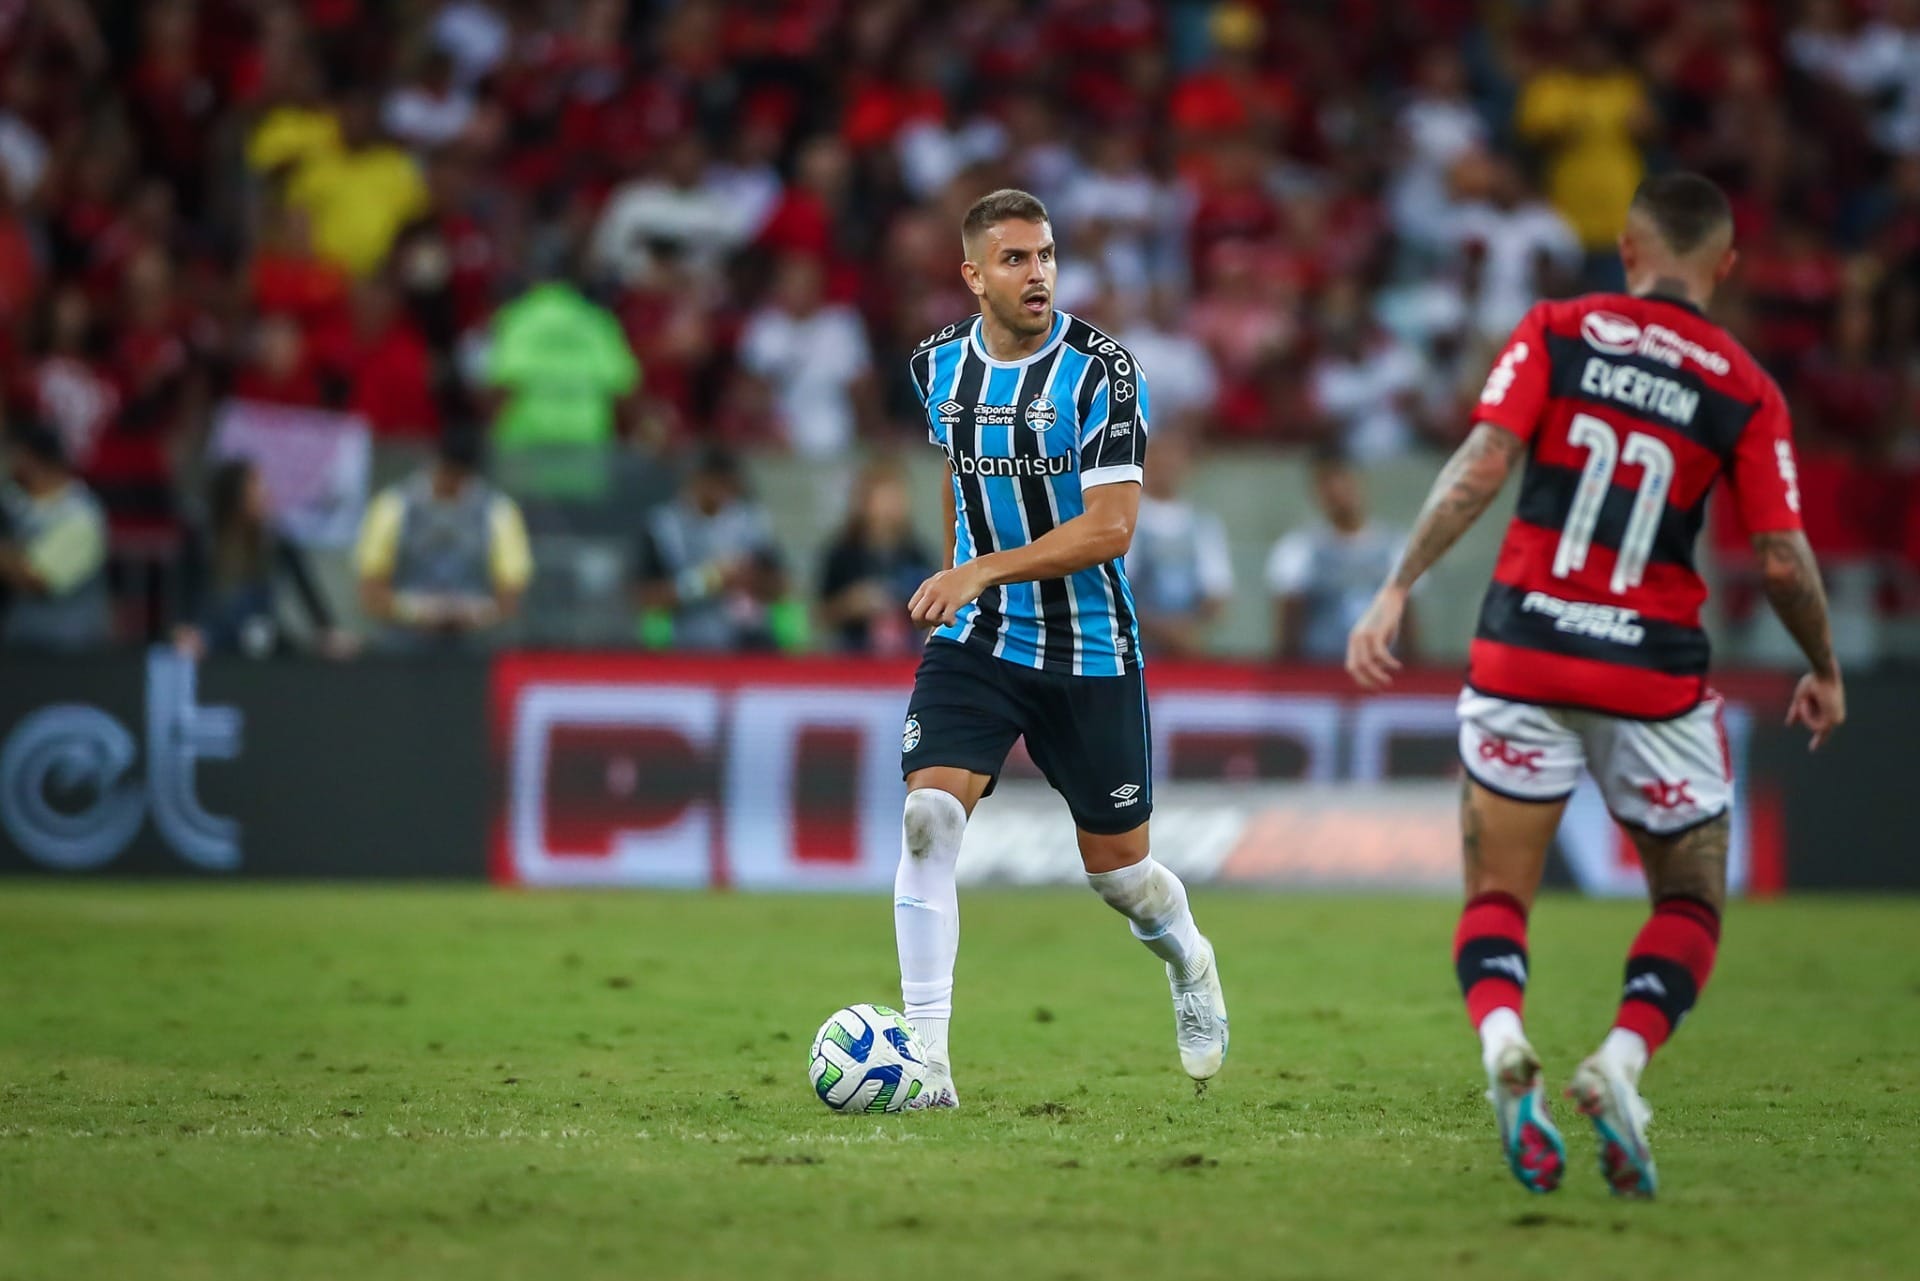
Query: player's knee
902 788 968 865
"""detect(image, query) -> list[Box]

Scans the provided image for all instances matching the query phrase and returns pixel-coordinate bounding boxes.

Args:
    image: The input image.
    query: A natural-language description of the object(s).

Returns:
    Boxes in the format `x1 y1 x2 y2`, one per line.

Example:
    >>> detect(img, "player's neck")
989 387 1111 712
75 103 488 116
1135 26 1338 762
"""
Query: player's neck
978 311 1055 362
1631 274 1710 312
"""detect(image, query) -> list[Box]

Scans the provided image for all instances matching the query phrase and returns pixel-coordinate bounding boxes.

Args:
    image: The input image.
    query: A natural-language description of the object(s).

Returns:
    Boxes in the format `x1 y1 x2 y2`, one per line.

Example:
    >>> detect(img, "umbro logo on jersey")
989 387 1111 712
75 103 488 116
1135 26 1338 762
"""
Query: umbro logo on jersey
1481 953 1528 985
1024 398 1057 432
936 400 965 425
1110 783 1142 807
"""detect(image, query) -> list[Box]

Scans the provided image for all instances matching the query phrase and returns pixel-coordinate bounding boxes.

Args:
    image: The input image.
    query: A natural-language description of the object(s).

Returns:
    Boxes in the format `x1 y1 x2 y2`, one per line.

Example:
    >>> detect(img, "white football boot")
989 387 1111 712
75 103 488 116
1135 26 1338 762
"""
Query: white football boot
904 1064 959 1111
1569 1055 1657 1198
1487 1040 1567 1194
1169 937 1229 1082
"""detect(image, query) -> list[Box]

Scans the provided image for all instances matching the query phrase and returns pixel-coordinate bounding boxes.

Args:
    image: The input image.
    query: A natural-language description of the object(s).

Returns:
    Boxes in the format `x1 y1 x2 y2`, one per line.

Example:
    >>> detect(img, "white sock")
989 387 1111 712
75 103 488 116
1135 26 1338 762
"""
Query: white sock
894 789 966 1070
1478 1006 1526 1078
1598 1027 1650 1085
1086 856 1204 978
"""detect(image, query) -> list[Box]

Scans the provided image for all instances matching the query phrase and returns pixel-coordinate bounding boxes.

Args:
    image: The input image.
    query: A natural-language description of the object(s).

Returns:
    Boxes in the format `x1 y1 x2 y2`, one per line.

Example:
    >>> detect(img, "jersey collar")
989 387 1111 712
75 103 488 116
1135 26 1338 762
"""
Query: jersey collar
968 311 1068 369
1636 291 1705 317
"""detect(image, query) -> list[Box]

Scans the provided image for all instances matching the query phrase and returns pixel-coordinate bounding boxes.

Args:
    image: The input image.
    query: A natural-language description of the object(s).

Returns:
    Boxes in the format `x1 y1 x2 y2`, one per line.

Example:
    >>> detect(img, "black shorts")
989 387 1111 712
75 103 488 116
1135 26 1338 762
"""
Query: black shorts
900 638 1152 835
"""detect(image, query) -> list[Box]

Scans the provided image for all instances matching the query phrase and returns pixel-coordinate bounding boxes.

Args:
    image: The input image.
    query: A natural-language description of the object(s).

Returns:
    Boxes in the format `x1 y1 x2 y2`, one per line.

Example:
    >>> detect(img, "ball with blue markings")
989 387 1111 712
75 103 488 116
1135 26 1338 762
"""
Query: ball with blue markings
808 1004 930 1113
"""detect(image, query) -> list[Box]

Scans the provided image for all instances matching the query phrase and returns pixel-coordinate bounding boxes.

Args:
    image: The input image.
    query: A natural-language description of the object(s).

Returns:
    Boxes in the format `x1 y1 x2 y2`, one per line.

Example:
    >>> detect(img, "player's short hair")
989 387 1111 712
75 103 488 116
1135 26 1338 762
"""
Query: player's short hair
963 189 1050 255
1629 173 1733 256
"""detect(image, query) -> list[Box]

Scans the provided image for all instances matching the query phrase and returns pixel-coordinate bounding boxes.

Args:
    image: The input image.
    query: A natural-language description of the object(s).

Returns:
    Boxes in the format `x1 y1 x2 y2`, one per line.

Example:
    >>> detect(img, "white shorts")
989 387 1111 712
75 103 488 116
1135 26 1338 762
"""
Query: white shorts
1457 689 1731 836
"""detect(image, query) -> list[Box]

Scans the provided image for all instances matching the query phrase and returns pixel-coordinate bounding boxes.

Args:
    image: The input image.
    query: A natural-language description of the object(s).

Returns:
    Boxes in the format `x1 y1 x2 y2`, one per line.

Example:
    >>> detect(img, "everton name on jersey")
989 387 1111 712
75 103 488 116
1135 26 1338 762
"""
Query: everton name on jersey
909 312 1150 677
1471 293 1805 719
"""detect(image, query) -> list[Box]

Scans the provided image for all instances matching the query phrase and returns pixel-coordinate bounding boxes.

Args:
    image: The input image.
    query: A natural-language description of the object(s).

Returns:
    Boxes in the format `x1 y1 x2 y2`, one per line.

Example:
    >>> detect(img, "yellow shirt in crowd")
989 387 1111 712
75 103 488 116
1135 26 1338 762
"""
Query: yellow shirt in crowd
285 144 429 277
1515 69 1649 250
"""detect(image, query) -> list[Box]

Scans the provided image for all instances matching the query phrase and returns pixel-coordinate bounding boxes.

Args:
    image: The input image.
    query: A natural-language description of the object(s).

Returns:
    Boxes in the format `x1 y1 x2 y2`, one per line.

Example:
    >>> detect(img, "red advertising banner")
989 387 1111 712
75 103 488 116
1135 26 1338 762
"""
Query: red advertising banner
491 654 1787 895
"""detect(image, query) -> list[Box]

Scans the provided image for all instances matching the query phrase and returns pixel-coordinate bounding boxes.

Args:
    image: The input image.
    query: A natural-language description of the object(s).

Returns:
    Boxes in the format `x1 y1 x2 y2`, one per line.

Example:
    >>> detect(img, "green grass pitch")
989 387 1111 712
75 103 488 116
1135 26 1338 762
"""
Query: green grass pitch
2 886 1917 1280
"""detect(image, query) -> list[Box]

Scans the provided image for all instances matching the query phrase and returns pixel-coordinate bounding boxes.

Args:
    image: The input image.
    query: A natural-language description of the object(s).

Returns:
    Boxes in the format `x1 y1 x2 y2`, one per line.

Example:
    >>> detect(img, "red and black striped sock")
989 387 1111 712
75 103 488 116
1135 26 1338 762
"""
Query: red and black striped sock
1614 895 1721 1057
1454 891 1530 1028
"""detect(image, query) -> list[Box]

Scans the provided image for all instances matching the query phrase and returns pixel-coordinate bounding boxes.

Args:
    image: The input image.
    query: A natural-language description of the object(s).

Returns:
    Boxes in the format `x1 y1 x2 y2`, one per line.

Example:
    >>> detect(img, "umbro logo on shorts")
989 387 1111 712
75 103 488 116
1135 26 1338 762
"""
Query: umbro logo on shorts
1110 783 1141 808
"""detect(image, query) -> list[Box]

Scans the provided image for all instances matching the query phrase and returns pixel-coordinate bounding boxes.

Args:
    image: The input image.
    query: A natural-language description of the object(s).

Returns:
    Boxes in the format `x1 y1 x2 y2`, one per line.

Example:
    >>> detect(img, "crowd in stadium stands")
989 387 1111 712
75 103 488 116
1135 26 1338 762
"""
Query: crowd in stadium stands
0 0 1917 658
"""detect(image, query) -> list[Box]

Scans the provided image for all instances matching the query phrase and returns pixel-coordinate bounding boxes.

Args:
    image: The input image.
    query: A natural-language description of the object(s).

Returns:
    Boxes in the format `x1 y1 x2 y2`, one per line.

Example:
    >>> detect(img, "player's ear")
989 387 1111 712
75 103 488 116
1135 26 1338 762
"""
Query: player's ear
1617 231 1637 277
960 259 985 299
1714 247 1738 284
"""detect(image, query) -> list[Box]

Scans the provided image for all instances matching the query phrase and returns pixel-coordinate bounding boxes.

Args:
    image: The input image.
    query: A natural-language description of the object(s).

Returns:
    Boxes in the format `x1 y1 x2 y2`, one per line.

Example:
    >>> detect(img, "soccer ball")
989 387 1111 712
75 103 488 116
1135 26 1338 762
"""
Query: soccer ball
808 1003 929 1113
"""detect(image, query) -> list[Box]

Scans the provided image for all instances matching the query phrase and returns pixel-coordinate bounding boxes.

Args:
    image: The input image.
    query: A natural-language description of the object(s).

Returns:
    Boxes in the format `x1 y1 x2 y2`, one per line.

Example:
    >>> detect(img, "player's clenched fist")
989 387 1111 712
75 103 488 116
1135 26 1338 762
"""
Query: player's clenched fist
909 563 992 627
1346 585 1407 690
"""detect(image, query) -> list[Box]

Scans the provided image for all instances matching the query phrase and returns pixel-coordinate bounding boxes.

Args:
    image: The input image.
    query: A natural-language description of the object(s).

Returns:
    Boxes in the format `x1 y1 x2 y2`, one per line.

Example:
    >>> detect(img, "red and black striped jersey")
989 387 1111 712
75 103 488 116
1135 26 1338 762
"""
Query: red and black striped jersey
1468 293 1803 719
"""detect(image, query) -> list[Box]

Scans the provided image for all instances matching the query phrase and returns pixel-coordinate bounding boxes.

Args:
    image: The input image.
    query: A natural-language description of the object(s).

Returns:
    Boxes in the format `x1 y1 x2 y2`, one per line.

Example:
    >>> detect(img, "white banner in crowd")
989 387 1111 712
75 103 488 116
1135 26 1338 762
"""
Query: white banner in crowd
492 656 1765 897
209 399 372 548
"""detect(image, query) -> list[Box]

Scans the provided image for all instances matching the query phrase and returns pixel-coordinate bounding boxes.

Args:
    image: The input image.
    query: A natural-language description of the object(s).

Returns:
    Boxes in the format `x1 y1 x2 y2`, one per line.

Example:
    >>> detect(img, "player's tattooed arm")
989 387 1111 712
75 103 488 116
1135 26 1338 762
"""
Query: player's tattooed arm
1348 424 1522 689
1390 423 1526 592
1752 530 1837 677
1753 529 1847 749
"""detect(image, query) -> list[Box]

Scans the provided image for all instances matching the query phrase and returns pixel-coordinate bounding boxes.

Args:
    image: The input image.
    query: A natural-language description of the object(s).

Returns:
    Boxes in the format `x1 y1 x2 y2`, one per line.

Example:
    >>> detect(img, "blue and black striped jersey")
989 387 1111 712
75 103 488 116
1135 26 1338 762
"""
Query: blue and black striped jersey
908 311 1151 677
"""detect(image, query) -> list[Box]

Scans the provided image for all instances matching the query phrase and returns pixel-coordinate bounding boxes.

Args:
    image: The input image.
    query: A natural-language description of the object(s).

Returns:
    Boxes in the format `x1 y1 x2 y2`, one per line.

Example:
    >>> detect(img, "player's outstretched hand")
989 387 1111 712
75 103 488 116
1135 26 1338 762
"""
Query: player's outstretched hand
1786 668 1845 752
1345 587 1407 690
909 564 991 628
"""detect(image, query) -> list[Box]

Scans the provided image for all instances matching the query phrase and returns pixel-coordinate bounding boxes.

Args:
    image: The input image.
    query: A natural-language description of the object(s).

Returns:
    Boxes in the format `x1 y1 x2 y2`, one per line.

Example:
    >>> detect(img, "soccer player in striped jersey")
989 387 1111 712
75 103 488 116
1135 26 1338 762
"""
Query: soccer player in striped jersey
891 189 1227 1108
1347 174 1846 1197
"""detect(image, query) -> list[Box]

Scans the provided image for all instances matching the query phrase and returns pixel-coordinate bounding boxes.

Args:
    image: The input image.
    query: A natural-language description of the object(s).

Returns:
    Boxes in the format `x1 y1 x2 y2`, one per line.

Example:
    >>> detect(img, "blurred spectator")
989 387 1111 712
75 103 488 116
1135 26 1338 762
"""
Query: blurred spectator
284 90 429 276
1310 283 1424 460
1267 447 1414 664
737 255 875 456
1448 155 1582 344
483 275 639 451
1515 34 1652 279
0 420 110 652
174 458 352 660
335 280 440 440
589 136 748 288
26 288 120 472
233 314 324 409
1124 431 1234 659
1390 45 1488 251
816 459 935 655
1117 288 1219 430
390 149 499 355
383 50 478 154
431 0 511 89
633 448 788 652
354 428 532 651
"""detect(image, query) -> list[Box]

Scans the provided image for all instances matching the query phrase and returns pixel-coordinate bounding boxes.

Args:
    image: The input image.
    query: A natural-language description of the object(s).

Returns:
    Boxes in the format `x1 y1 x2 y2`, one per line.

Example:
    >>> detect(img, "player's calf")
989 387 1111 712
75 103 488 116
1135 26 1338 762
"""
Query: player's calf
1083 847 1228 1082
894 787 968 1089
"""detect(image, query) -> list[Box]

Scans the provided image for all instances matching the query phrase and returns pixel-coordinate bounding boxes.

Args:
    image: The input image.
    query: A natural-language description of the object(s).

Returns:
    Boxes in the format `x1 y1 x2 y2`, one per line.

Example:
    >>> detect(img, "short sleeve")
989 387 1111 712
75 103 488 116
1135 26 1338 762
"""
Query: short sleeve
353 489 405 579
1078 363 1148 490
488 497 533 593
26 503 104 594
1195 512 1235 601
1725 383 1804 535
907 346 939 445
1265 531 1313 596
1473 303 1552 442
